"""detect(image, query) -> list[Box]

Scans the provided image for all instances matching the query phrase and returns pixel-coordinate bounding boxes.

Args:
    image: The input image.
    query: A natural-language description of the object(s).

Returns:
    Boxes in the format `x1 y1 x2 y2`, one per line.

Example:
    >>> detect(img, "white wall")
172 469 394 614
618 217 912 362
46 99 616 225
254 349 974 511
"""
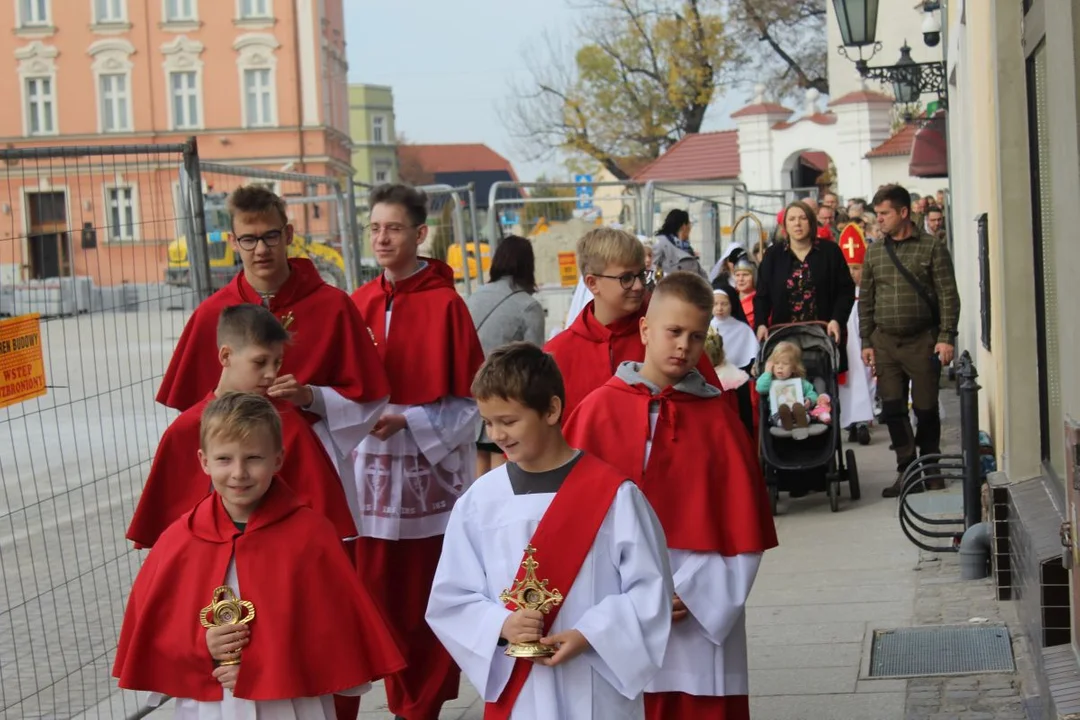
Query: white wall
868 156 941 197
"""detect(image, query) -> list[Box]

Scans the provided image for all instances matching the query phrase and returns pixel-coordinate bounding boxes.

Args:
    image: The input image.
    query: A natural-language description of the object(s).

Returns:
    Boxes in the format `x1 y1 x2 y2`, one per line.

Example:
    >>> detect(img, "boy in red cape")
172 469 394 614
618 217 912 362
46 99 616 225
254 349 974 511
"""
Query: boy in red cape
544 227 726 420
564 272 779 720
127 304 356 549
114 392 405 719
349 184 485 720
156 185 390 521
426 342 673 719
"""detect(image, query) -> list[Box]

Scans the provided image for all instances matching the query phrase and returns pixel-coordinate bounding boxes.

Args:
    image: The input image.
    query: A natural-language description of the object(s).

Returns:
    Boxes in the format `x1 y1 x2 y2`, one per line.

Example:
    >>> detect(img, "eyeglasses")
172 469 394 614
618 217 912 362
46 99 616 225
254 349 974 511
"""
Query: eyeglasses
369 223 418 238
235 226 287 251
593 270 648 290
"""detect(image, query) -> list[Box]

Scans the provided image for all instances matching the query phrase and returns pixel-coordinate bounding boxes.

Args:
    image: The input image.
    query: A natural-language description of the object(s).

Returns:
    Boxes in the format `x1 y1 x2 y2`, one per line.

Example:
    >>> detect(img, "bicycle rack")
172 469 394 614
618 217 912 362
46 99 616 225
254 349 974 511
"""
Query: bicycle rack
897 351 983 552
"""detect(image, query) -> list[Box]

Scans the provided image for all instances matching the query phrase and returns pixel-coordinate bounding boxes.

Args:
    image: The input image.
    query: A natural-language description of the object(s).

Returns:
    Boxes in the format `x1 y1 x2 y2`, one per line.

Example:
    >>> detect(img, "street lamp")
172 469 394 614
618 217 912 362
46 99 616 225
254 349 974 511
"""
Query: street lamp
833 0 947 113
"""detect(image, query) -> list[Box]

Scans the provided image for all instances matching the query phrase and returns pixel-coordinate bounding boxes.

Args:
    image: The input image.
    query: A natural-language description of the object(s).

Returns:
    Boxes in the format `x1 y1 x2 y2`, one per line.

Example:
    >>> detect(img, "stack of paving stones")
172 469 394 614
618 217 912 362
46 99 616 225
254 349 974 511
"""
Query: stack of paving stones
904 550 1038 719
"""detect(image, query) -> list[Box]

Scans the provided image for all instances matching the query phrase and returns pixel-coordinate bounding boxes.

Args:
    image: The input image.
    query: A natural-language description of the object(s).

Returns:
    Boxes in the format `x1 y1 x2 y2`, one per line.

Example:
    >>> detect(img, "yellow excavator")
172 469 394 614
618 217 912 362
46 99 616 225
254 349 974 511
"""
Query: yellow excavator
165 192 350 290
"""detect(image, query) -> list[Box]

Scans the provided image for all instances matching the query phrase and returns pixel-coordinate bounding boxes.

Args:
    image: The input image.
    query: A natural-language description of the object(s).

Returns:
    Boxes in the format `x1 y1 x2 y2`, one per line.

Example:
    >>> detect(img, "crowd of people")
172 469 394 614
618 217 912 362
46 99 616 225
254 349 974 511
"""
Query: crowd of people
111 180 959 720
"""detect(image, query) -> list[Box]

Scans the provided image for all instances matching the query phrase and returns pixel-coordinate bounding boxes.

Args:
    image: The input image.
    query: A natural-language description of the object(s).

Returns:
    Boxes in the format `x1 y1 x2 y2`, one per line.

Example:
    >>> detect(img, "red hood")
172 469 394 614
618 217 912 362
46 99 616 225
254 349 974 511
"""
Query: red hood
187 479 303 544
569 300 645 345
371 257 455 298
234 258 326 309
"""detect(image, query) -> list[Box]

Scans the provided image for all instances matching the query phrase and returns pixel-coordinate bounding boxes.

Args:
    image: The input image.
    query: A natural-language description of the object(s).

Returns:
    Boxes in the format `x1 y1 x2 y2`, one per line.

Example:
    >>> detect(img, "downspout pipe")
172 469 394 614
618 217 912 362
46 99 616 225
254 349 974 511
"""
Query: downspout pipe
959 521 991 580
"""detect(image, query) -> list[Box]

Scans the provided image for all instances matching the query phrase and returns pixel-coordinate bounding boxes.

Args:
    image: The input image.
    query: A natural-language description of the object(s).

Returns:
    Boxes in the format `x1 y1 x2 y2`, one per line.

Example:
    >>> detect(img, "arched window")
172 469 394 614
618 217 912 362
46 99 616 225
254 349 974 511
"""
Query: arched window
234 33 279 128
89 39 136 133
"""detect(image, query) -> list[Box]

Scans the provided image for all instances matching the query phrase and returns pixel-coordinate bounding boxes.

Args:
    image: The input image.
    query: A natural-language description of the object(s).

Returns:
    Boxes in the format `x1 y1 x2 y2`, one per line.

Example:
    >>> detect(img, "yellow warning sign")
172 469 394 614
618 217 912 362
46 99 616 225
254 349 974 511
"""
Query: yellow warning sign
0 313 46 409
558 252 578 288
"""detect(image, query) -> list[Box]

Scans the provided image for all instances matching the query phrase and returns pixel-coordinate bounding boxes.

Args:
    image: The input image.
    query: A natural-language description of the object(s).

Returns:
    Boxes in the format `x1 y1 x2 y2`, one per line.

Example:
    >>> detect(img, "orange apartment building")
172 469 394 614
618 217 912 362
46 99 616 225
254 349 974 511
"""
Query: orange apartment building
0 0 352 287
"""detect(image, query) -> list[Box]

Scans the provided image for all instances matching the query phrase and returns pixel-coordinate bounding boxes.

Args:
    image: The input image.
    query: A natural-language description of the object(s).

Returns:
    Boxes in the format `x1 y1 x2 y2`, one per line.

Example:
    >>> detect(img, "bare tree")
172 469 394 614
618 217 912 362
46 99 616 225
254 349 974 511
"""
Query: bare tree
726 0 828 98
505 0 740 180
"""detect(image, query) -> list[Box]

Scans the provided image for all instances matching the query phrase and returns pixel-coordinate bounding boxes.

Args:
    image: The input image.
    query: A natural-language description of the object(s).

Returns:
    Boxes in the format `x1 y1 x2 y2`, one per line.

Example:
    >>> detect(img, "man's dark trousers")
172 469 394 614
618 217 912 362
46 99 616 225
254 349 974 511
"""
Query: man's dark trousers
872 327 942 471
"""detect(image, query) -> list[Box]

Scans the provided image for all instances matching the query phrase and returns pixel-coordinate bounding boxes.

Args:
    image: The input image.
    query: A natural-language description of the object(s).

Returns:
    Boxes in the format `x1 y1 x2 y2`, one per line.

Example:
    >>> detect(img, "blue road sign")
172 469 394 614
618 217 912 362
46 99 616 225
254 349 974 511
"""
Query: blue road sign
574 174 594 210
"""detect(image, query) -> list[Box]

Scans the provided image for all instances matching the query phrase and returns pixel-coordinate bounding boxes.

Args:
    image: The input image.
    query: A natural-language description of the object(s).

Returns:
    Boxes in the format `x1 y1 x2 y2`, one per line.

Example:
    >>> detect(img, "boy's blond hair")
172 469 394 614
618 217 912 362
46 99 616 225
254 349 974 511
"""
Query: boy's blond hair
768 341 807 378
704 329 725 367
651 271 713 316
200 391 283 452
577 227 645 276
228 185 289 226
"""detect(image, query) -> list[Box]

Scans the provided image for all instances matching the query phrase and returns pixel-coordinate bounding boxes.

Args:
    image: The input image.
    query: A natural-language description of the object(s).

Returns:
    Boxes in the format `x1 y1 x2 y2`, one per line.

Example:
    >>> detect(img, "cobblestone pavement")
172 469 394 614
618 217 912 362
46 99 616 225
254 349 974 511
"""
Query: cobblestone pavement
903 550 1036 720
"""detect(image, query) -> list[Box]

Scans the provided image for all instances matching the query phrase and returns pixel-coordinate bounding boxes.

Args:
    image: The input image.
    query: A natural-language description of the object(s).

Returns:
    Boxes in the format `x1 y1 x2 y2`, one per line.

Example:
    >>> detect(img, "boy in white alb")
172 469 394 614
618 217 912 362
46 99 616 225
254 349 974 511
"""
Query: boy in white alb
838 224 875 444
427 342 673 719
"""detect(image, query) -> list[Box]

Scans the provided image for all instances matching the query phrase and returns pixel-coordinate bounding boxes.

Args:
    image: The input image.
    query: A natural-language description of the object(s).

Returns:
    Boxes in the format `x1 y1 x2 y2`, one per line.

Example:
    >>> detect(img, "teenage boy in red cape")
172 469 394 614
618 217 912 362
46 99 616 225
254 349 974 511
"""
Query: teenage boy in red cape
348 184 485 720
426 342 673 720
565 272 778 720
544 228 729 421
156 186 390 527
127 304 356 549
114 392 405 719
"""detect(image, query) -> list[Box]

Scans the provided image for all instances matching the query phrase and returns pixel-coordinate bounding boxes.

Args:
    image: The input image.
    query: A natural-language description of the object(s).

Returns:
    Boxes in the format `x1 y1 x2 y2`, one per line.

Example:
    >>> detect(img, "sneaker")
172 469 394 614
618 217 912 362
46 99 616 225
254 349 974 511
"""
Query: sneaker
778 405 794 430
792 404 810 428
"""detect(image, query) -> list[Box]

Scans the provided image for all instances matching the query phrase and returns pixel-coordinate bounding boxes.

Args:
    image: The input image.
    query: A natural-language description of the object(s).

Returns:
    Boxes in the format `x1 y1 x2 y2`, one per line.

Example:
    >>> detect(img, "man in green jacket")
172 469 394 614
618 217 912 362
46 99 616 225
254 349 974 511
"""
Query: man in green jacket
860 184 961 498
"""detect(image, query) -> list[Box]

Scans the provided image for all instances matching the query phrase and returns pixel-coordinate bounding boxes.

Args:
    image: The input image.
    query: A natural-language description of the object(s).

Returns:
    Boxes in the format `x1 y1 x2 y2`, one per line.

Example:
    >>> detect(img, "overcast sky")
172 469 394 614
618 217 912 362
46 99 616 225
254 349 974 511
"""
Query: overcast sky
344 1 748 182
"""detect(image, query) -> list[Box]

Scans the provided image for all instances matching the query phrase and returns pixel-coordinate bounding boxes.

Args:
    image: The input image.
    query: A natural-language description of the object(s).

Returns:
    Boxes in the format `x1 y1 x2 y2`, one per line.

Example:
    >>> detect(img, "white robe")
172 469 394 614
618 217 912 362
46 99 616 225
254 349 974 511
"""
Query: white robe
839 293 875 427
351 307 480 540
709 316 760 369
166 560 369 720
305 386 388 536
426 467 674 720
565 277 591 328
643 408 762 698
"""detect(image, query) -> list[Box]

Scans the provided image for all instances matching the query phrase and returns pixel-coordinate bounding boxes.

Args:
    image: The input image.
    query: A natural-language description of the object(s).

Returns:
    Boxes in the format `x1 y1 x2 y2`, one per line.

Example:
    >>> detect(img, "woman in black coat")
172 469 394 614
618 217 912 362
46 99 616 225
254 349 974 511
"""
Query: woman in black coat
753 200 856 369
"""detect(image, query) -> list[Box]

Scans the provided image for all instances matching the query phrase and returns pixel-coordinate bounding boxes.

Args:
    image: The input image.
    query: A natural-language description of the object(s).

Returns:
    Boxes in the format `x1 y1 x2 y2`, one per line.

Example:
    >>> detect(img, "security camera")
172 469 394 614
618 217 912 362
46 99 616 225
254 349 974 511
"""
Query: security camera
922 11 941 47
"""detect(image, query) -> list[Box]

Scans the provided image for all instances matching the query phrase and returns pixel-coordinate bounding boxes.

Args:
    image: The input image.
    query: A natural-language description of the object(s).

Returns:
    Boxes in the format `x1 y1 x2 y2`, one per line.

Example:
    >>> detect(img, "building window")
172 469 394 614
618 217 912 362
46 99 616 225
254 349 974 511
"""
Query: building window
25 77 55 136
94 0 125 23
374 163 391 185
19 0 50 26
99 73 131 132
170 71 199 129
243 68 273 127
372 116 385 144
165 0 195 21
107 186 138 241
239 0 270 18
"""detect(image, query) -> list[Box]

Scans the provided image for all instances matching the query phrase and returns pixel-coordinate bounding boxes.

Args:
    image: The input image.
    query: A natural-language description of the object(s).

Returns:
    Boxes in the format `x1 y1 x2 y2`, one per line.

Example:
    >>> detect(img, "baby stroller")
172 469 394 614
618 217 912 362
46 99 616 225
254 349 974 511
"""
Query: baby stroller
757 322 861 515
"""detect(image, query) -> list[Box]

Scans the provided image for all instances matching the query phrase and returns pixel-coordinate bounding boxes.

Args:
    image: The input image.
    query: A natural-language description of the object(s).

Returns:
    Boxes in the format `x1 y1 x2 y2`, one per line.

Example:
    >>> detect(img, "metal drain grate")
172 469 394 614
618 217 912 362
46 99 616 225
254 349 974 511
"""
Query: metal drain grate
869 625 1015 678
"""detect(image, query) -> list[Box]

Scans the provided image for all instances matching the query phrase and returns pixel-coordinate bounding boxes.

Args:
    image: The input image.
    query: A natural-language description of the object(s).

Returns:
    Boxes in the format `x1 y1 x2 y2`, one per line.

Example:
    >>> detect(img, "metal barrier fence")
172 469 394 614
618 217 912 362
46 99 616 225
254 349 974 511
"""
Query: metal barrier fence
641 180 748 272
0 139 208 718
413 183 481 296
193 161 368 292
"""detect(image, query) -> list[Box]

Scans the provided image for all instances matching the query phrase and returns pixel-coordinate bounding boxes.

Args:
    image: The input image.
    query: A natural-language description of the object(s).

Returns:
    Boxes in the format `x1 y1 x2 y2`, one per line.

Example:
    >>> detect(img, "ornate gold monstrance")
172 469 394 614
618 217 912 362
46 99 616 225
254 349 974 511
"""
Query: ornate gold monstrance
199 586 256 666
499 545 563 658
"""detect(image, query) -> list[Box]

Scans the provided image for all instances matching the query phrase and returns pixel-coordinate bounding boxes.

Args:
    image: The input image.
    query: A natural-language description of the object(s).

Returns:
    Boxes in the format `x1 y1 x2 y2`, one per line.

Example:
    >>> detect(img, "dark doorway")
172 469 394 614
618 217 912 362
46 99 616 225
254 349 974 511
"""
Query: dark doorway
26 191 70 279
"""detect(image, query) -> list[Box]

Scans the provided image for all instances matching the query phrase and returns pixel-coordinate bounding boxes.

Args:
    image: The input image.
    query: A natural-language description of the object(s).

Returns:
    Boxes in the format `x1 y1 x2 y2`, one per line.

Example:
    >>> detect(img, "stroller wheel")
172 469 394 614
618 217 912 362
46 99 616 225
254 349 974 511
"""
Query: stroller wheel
827 479 841 512
846 449 862 501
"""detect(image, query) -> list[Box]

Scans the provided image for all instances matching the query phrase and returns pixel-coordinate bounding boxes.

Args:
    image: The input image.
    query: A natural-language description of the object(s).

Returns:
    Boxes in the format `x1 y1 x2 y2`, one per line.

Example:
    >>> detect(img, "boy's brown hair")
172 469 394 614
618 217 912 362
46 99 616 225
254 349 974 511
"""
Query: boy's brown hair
370 183 428 227
704 329 725 367
217 304 290 350
577 227 645 276
228 185 289 226
471 342 566 420
652 271 714 317
200 391 283 452
769 341 807 378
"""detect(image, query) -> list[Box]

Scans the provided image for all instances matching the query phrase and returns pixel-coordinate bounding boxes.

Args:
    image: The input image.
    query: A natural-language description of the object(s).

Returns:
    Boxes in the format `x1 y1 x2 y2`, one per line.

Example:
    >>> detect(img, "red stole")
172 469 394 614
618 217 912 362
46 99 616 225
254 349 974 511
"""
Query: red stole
156 258 389 415
114 480 405 701
351 259 484 405
127 392 357 548
544 300 722 418
484 454 628 720
740 291 756 329
565 377 777 555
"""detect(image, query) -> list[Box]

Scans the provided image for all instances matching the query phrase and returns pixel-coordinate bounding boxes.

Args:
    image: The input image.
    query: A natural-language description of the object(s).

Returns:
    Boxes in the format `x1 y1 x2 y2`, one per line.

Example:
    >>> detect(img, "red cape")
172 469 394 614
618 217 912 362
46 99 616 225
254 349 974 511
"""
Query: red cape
564 376 777 555
544 300 724 418
350 259 484 405
127 392 357 549
114 480 405 701
156 258 389 415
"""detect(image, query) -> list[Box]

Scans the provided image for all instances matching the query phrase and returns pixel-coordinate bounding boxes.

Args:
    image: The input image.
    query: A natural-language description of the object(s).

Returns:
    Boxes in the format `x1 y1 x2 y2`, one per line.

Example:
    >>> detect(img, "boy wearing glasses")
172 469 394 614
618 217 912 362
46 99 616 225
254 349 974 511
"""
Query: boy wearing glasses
544 227 723 418
349 183 485 720
156 186 390 561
